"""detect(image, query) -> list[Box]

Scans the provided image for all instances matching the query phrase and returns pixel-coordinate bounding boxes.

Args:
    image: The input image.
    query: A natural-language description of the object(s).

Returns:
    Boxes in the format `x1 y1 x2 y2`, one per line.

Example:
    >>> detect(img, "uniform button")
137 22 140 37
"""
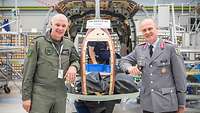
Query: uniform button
150 65 152 67
150 73 153 76
150 81 153 84
151 89 154 92
170 90 173 93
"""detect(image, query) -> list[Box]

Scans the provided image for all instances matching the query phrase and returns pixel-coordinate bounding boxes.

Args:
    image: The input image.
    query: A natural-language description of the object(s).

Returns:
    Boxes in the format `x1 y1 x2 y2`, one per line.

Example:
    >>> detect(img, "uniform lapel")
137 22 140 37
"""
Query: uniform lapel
142 45 150 60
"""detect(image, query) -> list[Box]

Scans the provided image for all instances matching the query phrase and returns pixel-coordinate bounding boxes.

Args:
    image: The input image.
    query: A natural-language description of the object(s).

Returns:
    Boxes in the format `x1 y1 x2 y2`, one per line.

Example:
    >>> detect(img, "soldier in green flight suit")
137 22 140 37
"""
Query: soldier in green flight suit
22 14 80 113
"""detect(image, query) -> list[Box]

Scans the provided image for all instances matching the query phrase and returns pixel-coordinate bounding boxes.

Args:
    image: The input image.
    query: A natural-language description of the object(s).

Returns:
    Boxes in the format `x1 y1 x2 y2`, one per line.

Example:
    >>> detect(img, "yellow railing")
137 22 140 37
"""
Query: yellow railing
186 69 200 76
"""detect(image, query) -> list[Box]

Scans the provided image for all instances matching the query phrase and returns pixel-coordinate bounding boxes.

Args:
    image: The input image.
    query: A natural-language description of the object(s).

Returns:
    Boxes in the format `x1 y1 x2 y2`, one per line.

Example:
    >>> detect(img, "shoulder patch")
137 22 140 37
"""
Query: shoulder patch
27 48 33 57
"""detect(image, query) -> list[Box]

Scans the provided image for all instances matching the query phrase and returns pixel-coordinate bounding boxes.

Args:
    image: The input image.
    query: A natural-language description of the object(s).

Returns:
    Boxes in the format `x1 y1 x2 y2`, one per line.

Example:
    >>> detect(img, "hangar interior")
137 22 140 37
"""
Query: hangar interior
0 0 200 113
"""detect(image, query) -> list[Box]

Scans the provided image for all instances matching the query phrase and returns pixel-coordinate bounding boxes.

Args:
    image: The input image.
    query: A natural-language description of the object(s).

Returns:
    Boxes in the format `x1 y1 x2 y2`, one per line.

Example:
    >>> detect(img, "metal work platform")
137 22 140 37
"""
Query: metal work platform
0 46 23 94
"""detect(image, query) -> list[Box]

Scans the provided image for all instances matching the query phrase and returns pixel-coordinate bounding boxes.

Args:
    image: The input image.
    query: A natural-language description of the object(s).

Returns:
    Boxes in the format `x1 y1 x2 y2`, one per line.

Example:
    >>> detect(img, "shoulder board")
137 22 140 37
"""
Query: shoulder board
33 35 45 40
63 36 73 42
63 36 69 39
138 42 147 46
29 36 44 46
163 39 174 44
63 36 71 40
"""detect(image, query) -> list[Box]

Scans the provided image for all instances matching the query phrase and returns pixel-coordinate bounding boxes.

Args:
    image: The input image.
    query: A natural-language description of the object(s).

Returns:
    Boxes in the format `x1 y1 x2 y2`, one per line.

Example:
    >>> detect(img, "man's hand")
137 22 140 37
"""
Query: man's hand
23 99 31 112
64 66 77 83
128 66 142 75
176 106 185 113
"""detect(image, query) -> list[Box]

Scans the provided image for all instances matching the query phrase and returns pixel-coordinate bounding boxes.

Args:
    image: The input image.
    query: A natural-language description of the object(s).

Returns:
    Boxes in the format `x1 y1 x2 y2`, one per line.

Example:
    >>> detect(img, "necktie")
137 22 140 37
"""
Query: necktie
149 45 153 57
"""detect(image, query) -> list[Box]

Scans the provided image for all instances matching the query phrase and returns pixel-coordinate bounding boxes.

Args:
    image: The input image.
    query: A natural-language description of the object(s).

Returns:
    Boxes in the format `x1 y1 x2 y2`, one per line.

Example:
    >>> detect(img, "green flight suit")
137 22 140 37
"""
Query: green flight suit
22 30 80 113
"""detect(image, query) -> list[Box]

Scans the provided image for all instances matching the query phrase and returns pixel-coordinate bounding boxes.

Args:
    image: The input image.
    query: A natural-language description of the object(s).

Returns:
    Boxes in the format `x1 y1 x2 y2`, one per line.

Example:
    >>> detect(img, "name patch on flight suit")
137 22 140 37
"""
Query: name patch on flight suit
45 47 54 56
62 49 69 56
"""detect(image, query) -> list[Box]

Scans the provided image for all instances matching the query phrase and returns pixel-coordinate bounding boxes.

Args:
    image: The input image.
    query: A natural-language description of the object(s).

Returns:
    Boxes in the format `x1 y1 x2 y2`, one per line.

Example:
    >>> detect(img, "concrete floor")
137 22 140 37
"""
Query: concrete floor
0 79 142 113
0 80 77 113
0 80 26 113
0 80 199 113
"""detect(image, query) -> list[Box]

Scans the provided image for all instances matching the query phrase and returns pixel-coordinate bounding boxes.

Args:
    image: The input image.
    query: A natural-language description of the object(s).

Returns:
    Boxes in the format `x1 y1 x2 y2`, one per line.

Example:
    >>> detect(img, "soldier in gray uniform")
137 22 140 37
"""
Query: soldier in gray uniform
119 18 187 113
22 14 80 113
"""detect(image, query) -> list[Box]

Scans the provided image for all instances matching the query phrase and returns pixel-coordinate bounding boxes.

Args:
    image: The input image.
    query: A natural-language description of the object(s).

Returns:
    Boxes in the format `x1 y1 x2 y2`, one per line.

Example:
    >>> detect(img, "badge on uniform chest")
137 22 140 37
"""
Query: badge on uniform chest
45 47 54 55
160 60 168 75
161 67 167 74
62 49 69 56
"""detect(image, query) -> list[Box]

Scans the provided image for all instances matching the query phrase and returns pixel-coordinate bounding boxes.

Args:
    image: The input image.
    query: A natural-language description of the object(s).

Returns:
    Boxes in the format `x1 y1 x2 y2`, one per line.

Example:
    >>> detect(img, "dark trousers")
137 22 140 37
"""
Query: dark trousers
75 100 120 113
143 110 176 113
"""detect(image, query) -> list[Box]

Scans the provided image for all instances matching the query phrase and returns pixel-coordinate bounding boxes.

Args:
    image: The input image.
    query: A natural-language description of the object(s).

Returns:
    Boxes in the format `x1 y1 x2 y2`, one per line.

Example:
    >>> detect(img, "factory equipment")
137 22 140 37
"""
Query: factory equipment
39 1 200 112
181 49 200 82
51 2 141 113
179 48 200 112
0 32 23 94
44 0 144 57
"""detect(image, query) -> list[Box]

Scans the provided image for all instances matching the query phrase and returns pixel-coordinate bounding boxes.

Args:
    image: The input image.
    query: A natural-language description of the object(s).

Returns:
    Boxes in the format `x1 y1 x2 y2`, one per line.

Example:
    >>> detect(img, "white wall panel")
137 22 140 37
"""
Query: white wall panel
1 0 43 6
158 5 170 27
1 0 200 6
0 0 195 32
134 0 199 6
19 11 48 31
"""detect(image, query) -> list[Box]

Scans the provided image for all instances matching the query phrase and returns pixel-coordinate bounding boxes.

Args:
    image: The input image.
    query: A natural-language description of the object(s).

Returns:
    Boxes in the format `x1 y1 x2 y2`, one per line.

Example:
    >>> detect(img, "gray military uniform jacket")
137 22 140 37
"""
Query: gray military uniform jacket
119 39 186 112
